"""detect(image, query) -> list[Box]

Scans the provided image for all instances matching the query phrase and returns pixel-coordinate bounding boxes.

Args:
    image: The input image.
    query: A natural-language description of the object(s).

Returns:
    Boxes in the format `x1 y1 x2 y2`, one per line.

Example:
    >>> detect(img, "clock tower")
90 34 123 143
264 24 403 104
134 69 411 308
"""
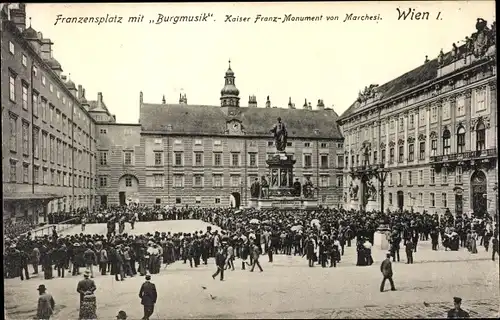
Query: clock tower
220 59 240 107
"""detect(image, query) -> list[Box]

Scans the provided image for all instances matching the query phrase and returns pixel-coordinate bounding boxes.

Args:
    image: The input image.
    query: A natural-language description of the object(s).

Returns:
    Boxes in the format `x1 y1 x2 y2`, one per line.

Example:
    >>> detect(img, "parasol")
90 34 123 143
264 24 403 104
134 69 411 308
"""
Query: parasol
363 241 372 249
262 220 271 225
291 225 303 232
310 219 320 228
250 219 260 224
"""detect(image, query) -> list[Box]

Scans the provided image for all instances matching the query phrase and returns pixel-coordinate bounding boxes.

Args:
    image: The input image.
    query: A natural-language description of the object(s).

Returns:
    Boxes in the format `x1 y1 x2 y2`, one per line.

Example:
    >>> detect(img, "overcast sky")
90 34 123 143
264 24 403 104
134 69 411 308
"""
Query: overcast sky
26 1 495 124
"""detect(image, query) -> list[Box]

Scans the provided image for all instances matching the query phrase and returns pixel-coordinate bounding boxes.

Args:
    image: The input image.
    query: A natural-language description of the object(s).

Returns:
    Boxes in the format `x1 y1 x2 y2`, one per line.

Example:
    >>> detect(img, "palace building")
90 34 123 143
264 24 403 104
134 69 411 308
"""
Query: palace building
1 4 103 224
95 62 344 208
338 18 497 217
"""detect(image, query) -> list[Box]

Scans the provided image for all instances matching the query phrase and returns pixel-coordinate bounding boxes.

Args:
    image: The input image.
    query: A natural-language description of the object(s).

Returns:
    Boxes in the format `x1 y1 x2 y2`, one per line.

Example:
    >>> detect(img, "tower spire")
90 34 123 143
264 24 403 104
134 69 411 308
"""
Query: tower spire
220 61 240 107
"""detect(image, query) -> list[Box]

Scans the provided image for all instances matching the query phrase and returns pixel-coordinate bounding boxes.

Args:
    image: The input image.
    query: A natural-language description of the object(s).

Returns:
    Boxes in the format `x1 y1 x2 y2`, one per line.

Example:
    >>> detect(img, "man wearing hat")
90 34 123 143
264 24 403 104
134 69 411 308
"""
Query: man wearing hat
380 252 396 292
77 270 97 305
447 297 470 318
116 310 127 320
139 275 157 320
36 284 55 320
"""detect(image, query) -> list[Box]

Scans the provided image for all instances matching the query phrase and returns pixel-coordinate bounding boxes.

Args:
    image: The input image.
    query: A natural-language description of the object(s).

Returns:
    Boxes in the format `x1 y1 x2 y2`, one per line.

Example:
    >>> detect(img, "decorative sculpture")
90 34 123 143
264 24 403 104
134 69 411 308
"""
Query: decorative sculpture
270 117 288 152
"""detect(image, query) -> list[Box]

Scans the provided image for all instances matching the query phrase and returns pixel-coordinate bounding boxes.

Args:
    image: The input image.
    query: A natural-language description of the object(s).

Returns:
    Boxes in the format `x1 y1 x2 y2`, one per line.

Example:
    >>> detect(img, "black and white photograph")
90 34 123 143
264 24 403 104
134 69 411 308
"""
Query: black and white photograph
1 1 498 319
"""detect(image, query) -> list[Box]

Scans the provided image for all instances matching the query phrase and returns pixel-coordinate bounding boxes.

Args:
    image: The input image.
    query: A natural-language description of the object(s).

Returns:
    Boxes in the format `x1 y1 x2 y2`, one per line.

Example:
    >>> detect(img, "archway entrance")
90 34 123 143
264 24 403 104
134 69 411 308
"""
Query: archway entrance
230 192 241 208
118 174 139 206
471 170 487 217
397 191 404 211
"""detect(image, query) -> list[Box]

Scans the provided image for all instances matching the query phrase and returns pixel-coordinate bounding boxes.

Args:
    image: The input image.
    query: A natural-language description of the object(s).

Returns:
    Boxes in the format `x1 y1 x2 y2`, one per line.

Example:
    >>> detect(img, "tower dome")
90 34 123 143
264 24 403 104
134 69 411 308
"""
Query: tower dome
220 59 240 107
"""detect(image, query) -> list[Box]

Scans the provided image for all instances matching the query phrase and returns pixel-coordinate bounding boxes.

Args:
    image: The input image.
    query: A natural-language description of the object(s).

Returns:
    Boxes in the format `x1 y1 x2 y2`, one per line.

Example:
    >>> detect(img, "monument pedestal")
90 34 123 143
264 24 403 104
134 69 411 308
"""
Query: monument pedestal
373 224 391 250
256 197 318 210
365 200 378 212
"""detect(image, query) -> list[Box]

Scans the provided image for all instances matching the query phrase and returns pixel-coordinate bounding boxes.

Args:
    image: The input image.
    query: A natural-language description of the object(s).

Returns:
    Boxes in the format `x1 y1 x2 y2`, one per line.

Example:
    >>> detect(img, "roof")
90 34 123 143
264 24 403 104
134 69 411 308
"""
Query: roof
338 42 472 121
140 103 343 139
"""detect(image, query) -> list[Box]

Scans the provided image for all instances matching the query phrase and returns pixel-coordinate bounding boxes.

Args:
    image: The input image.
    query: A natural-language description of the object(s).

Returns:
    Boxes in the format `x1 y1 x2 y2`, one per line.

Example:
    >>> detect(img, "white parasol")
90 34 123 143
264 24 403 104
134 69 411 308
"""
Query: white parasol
310 219 320 228
250 219 260 224
291 225 303 232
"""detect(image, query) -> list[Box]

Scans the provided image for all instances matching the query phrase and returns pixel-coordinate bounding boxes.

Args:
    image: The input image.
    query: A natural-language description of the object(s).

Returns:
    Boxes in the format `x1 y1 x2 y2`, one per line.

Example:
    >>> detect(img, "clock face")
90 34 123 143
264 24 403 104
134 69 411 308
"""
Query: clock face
233 123 239 129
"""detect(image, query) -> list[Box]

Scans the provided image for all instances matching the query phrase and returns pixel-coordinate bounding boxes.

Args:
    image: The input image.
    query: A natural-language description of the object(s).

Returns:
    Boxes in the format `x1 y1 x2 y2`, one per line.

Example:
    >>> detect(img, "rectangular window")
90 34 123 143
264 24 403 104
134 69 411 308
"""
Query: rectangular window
42 75 46 86
22 54 27 67
442 167 448 184
408 144 414 162
99 176 107 187
442 193 447 207
389 148 395 164
99 151 108 165
213 152 222 166
231 175 241 187
267 141 274 147
398 172 402 186
408 171 413 185
418 192 423 206
173 175 183 188
399 118 404 131
10 161 17 182
175 197 182 204
476 89 486 111
9 41 15 54
100 128 107 134
419 142 425 160
194 175 203 187
304 142 311 148
154 151 163 165
9 74 16 101
22 82 28 110
34 166 40 184
337 155 344 167
320 142 328 148
304 154 312 167
409 114 414 128
42 132 47 160
194 152 203 166
231 153 240 167
456 96 465 116
455 166 463 184
154 174 163 188
388 193 393 205
249 153 257 167
430 168 435 184
431 139 437 156
381 149 386 163
49 83 53 92
49 105 54 124
22 121 29 155
398 145 404 163
33 127 39 158
32 92 39 117
213 175 223 187
124 151 132 165
214 197 221 204
9 115 17 152
418 170 423 185
430 193 435 207
431 106 438 123
174 152 183 166
320 155 329 168
337 175 343 187
320 175 329 187
389 173 393 185
194 139 202 145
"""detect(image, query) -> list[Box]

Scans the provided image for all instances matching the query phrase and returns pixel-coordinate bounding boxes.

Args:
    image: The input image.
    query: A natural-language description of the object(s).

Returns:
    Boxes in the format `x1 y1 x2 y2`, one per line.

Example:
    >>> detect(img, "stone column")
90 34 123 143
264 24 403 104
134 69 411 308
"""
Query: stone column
403 112 408 166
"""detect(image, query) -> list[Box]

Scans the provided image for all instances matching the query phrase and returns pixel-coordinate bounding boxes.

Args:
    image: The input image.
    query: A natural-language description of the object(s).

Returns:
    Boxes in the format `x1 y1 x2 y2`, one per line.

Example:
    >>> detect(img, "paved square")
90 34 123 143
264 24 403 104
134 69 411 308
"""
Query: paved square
5 220 499 319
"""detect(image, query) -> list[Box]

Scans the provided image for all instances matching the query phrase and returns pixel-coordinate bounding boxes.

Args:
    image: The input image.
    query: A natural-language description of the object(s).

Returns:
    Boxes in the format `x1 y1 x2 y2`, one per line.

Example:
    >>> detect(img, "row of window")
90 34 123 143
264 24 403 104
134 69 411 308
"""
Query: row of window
347 123 487 167
9 115 92 170
387 192 450 208
8 161 94 188
147 137 342 149
100 174 343 188
385 167 463 187
101 151 344 168
349 87 487 143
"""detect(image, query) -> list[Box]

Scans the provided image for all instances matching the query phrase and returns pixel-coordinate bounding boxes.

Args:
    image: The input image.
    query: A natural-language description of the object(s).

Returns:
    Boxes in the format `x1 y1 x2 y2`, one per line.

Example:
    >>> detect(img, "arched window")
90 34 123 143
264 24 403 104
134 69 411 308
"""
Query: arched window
442 129 451 155
476 122 486 151
457 126 466 153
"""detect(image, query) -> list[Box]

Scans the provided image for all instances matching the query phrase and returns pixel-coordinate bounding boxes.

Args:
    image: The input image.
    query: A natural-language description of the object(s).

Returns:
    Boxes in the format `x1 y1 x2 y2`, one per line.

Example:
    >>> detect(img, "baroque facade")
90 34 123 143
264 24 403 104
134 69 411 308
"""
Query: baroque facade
1 4 102 224
95 63 344 208
338 18 497 217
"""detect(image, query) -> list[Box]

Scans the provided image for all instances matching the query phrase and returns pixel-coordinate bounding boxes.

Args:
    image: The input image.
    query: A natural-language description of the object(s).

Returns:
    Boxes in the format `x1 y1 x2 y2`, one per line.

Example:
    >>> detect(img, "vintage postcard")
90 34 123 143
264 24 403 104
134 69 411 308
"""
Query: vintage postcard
2 1 498 319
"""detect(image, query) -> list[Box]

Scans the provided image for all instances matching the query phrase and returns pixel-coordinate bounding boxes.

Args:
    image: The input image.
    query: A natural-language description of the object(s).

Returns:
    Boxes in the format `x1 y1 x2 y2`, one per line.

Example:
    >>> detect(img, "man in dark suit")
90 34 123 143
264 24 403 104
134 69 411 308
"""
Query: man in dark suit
77 270 96 305
293 178 301 197
139 275 157 320
447 297 470 318
212 247 226 281
380 253 396 292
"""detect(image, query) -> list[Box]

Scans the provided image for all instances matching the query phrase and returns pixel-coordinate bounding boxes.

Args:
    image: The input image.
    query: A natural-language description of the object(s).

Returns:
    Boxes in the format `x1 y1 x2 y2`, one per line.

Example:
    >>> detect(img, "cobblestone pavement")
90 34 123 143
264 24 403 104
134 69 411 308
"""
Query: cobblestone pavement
5 221 499 319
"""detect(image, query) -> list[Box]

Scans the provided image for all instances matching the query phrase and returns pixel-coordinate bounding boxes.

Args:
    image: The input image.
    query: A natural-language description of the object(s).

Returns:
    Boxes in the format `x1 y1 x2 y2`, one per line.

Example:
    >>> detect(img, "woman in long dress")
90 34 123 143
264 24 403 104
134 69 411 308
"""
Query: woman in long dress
470 231 478 254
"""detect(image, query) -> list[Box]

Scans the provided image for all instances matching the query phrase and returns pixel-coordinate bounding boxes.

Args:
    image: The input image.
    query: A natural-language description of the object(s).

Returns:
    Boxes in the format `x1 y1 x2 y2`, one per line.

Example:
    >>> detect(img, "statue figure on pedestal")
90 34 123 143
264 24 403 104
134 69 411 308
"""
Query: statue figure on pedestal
250 178 261 198
261 176 269 198
366 180 377 201
349 181 359 200
270 117 288 152
293 178 301 197
303 177 314 199
280 169 288 187
271 169 278 187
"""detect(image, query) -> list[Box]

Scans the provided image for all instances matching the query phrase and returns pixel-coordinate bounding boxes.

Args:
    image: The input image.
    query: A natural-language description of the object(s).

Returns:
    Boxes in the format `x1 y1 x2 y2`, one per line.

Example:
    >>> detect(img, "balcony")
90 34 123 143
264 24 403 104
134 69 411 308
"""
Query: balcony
430 148 497 171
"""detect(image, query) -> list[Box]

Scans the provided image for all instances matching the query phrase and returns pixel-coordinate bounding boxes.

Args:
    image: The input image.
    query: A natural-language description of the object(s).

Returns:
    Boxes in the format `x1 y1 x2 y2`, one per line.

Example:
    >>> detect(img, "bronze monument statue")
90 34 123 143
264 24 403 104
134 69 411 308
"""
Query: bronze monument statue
270 117 288 152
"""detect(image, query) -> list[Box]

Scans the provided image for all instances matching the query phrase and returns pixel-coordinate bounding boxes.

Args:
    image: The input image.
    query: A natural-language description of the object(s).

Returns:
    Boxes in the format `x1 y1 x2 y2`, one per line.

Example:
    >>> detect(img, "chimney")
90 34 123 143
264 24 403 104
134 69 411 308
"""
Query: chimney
40 38 53 60
317 99 325 110
248 95 257 108
265 96 271 108
308 102 312 110
78 85 83 100
179 93 187 104
97 92 103 107
140 91 143 105
288 97 295 109
162 95 166 104
10 4 26 32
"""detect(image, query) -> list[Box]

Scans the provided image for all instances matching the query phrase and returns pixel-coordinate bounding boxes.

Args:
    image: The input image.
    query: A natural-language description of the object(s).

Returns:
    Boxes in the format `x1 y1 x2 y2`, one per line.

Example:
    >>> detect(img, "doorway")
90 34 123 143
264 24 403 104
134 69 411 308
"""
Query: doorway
397 191 404 211
230 192 241 208
455 194 463 216
471 170 487 217
119 192 126 206
100 195 108 208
